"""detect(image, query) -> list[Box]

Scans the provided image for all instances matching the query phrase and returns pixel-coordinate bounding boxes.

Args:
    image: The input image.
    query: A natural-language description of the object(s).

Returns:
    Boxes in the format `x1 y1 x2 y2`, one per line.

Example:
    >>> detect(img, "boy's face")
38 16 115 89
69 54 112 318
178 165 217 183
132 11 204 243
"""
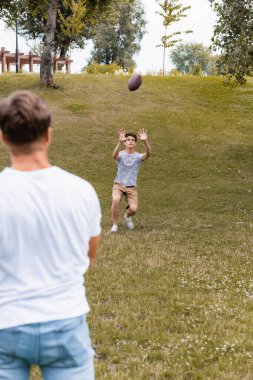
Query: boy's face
124 136 137 149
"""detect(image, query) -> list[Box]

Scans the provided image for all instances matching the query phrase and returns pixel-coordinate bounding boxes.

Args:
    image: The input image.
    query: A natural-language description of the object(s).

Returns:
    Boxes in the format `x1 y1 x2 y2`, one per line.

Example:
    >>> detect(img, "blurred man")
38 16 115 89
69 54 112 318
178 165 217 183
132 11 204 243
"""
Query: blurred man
0 91 101 380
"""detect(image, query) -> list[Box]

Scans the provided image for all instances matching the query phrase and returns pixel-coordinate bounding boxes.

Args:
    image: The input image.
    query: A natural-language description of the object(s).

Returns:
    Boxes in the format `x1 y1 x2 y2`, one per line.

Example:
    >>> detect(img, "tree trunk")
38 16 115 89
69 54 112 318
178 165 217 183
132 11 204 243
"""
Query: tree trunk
59 37 71 59
163 45 166 76
40 0 58 85
59 47 67 60
162 27 167 77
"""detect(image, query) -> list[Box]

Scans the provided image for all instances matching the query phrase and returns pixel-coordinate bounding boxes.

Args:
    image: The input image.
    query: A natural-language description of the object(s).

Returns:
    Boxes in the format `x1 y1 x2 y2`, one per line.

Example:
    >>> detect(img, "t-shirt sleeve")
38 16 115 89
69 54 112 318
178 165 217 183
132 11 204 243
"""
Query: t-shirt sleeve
138 153 144 164
117 151 123 162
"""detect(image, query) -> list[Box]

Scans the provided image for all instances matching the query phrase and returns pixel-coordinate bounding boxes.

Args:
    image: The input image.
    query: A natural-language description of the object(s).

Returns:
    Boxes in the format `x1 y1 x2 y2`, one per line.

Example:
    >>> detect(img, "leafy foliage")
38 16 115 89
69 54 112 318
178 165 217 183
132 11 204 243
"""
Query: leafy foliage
192 63 202 76
0 0 47 22
0 0 118 58
58 0 87 38
209 0 253 84
84 62 122 75
89 0 146 70
170 42 219 75
156 0 192 75
0 0 136 84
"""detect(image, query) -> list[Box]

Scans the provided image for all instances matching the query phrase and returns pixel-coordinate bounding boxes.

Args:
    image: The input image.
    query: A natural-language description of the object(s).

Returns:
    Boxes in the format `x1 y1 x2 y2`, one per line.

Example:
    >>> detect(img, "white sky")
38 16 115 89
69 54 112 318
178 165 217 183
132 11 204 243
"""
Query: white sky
0 0 216 74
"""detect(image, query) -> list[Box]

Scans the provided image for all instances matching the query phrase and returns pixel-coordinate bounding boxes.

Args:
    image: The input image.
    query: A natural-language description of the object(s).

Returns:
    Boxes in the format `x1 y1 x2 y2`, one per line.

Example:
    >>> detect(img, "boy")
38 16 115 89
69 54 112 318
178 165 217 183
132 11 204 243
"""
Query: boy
111 128 151 232
0 91 101 380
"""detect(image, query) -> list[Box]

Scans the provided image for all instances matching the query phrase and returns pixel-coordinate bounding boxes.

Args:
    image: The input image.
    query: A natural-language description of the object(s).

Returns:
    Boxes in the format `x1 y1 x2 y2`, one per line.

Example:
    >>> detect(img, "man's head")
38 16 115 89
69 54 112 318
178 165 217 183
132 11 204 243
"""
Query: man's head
124 132 137 150
125 132 137 142
0 90 51 154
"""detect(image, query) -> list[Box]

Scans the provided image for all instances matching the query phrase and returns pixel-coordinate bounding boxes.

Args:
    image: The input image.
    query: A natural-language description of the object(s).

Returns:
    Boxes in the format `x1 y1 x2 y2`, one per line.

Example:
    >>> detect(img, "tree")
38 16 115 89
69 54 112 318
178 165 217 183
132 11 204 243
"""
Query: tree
88 0 146 70
156 0 192 76
0 1 123 58
0 0 117 85
1 0 60 85
170 42 219 75
209 0 253 84
40 0 58 85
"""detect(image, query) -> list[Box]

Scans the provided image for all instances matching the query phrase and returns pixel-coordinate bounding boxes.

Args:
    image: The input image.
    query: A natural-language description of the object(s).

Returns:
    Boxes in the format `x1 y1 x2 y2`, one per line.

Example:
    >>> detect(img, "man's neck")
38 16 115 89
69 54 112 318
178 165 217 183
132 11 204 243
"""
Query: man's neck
125 147 136 154
10 151 51 171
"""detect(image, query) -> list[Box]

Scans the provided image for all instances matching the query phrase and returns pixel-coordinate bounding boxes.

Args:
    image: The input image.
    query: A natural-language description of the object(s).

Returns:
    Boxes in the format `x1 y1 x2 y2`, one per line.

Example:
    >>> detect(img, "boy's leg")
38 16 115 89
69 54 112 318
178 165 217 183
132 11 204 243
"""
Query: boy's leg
124 188 138 230
111 184 123 227
40 315 95 380
125 188 138 217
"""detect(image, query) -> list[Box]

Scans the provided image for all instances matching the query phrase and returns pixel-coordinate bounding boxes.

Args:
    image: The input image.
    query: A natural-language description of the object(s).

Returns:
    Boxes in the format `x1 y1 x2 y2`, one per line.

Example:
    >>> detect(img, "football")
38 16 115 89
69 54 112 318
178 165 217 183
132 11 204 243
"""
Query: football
128 73 142 91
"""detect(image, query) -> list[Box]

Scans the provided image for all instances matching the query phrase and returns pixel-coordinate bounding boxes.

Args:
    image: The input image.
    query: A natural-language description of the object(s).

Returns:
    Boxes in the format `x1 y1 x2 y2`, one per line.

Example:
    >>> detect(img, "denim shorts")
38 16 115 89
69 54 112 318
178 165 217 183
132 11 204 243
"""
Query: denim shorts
0 315 95 380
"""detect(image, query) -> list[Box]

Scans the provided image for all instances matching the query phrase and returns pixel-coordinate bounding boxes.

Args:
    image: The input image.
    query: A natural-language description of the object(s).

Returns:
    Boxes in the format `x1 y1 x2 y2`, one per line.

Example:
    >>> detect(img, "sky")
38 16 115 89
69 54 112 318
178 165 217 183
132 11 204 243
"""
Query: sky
0 0 217 74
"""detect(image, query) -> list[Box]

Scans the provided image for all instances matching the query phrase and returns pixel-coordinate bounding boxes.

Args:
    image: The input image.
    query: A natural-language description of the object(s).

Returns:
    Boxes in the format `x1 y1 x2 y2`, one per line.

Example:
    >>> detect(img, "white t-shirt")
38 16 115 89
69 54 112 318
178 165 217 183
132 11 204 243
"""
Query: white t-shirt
0 166 101 329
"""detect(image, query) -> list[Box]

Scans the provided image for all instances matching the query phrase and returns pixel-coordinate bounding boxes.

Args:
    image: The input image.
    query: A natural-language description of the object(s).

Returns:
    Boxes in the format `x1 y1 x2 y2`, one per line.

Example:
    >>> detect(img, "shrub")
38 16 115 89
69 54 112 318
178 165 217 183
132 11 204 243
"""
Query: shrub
84 63 122 75
210 66 217 76
192 64 202 76
170 69 182 76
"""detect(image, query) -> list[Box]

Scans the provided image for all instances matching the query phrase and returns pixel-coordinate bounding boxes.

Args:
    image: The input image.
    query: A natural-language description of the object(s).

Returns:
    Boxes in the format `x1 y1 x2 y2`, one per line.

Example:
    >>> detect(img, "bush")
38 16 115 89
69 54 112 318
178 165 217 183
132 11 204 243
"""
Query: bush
84 63 122 75
210 66 217 76
170 69 182 76
192 64 202 76
128 66 135 75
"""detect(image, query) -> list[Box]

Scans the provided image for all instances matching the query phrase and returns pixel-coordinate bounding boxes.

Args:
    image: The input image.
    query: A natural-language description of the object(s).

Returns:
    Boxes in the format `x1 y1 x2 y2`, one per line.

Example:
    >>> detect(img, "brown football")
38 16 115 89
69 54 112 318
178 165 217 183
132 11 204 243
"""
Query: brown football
128 73 142 91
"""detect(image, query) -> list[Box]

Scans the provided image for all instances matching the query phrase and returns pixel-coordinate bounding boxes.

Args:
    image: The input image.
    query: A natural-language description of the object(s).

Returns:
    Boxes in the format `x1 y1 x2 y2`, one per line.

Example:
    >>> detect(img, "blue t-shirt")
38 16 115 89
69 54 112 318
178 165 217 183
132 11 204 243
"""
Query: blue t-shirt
114 151 143 187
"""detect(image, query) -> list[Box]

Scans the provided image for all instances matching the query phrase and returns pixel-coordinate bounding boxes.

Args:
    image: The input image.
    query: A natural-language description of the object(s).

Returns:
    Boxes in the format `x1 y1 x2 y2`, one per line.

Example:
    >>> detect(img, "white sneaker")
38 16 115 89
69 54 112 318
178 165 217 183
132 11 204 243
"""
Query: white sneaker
110 225 118 233
124 215 134 230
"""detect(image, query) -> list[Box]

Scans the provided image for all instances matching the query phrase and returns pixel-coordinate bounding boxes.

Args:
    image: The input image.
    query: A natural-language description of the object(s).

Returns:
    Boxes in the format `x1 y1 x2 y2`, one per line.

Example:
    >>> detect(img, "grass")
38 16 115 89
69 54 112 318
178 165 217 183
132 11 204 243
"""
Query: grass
0 73 253 379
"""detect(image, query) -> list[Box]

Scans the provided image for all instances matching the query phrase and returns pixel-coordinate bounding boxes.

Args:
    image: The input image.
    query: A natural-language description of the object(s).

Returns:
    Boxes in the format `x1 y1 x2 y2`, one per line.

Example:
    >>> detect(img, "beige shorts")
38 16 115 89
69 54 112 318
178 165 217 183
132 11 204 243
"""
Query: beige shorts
112 183 138 208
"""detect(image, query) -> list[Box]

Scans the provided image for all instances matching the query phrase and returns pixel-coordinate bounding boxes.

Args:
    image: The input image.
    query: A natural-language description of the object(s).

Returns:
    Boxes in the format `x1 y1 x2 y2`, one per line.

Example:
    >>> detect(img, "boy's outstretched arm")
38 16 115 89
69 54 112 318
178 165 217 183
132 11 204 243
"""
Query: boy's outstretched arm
113 129 126 159
138 128 151 161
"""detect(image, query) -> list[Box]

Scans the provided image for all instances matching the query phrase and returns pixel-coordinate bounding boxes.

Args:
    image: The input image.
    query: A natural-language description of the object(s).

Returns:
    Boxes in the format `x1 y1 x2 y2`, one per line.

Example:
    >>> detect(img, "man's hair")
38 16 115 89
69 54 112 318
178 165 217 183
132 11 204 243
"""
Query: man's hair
0 90 51 145
125 132 137 142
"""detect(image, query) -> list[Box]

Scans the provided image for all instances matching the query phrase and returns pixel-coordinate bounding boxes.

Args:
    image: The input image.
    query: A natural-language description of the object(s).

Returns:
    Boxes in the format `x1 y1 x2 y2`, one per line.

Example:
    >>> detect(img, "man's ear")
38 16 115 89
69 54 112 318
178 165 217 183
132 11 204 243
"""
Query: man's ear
0 131 9 146
45 127 52 144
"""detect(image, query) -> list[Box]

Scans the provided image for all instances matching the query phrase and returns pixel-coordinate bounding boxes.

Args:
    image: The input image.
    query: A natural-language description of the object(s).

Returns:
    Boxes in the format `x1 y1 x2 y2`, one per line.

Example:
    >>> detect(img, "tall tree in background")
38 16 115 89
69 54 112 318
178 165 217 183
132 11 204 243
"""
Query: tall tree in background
89 0 146 70
156 0 192 76
40 0 58 85
209 0 253 84
170 42 219 75
0 0 115 85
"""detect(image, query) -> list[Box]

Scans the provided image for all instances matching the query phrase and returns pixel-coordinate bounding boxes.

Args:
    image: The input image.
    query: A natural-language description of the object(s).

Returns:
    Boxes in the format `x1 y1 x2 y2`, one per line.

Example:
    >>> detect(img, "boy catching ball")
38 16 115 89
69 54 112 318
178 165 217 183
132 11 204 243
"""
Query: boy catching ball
111 128 151 232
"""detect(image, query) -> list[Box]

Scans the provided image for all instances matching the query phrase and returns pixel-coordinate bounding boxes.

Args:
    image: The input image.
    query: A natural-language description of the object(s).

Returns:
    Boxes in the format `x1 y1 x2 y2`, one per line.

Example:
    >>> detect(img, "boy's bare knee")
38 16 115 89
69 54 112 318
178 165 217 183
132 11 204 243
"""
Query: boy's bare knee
129 204 137 214
112 196 121 205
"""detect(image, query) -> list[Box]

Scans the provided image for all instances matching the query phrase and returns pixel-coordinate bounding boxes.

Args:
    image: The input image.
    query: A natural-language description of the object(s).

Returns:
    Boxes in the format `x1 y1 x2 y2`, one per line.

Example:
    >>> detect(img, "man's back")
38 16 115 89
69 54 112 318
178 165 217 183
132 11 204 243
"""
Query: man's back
0 166 101 330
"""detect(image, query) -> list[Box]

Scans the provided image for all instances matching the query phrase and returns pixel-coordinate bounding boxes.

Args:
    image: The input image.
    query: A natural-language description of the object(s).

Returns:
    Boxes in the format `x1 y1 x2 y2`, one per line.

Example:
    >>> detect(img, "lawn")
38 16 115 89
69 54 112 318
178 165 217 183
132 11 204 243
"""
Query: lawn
0 73 253 379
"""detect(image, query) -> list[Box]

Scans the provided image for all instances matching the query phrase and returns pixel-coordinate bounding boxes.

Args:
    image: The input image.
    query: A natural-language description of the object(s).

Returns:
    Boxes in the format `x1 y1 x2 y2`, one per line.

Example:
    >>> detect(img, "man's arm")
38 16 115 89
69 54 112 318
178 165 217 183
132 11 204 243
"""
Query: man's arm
88 234 101 266
138 128 151 161
113 129 126 159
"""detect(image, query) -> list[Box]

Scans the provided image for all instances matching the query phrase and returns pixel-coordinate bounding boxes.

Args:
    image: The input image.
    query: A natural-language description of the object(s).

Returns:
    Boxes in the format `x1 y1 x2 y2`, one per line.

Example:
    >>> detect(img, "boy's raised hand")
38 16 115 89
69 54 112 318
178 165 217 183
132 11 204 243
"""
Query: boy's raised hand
118 129 126 143
137 128 148 141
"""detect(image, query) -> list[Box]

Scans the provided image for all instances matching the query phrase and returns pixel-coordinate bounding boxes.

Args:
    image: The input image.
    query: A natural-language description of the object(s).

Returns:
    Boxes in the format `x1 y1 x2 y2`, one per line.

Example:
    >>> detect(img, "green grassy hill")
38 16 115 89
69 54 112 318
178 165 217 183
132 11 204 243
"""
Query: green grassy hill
0 74 253 379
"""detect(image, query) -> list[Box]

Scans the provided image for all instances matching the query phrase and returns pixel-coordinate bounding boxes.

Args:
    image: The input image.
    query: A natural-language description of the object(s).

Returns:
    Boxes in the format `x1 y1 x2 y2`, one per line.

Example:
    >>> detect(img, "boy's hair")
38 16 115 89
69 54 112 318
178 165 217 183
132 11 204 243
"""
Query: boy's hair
0 90 51 145
125 132 137 142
